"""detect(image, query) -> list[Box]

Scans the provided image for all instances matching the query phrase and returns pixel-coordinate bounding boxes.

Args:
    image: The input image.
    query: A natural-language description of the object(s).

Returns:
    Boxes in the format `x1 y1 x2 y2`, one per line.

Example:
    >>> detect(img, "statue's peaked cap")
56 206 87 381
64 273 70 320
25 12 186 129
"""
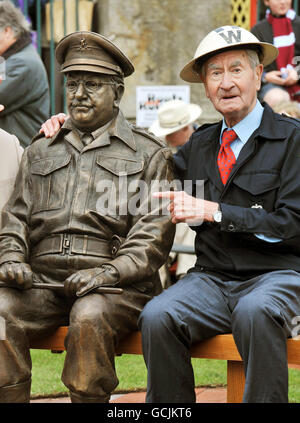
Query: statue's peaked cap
55 31 134 77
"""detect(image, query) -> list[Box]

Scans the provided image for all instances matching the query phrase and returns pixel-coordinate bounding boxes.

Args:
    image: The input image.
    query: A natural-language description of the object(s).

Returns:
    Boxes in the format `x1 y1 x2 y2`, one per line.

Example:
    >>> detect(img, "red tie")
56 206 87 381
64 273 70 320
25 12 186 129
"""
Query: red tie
218 129 237 185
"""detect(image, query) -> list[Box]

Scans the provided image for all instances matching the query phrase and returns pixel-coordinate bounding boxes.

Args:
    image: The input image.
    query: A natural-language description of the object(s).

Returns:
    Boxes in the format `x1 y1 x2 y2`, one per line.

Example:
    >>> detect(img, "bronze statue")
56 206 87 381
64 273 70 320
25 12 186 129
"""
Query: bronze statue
0 31 175 403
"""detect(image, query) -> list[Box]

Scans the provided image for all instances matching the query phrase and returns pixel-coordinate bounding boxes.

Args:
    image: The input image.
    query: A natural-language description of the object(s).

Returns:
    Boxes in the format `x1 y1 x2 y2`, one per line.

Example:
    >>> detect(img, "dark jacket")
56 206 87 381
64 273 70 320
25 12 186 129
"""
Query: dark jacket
251 16 300 73
174 103 300 280
0 111 175 295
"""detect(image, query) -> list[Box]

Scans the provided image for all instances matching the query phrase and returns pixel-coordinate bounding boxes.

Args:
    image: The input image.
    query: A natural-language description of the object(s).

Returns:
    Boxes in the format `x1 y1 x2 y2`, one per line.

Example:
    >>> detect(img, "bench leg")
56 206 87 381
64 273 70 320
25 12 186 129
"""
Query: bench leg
227 361 245 403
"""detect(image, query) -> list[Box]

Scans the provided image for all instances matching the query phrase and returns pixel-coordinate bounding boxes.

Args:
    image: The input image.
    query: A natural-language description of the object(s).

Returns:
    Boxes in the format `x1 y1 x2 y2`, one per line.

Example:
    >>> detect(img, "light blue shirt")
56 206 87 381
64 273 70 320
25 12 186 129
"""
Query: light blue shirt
220 100 281 243
220 99 263 159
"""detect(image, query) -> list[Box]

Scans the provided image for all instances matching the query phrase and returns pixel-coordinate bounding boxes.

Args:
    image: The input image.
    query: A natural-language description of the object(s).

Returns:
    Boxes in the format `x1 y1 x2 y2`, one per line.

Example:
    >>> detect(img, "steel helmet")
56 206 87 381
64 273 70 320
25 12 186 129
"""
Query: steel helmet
180 25 278 83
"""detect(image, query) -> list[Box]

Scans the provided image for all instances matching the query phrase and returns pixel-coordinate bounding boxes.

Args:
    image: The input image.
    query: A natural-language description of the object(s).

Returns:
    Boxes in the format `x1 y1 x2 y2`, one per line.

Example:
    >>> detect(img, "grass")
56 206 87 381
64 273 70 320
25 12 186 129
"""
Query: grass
30 350 227 397
30 349 300 401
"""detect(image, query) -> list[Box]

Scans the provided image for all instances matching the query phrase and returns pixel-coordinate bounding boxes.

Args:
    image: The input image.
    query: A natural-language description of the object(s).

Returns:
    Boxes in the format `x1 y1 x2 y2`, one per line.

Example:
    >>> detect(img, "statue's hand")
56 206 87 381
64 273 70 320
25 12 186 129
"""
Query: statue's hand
0 262 33 289
64 265 119 297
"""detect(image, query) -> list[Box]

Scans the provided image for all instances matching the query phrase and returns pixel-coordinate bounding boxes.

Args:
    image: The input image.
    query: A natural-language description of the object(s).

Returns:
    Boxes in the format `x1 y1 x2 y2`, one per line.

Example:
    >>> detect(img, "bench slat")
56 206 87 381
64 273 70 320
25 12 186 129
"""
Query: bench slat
29 328 300 364
190 334 242 360
30 326 68 351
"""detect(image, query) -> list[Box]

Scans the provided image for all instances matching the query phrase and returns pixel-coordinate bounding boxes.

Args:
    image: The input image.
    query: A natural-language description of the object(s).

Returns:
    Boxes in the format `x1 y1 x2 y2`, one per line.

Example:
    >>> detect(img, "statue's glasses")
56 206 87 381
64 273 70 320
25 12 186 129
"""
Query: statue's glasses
65 80 115 94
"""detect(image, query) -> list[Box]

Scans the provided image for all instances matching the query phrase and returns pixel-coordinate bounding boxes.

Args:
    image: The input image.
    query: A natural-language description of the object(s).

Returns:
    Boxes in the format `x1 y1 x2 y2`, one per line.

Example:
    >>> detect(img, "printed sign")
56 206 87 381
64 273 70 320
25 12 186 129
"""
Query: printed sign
136 85 190 128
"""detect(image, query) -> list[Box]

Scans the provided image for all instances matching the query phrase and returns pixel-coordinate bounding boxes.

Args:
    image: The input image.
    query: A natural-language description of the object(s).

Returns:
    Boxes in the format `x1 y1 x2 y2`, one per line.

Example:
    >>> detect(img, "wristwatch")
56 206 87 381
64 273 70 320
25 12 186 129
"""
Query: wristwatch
213 206 222 223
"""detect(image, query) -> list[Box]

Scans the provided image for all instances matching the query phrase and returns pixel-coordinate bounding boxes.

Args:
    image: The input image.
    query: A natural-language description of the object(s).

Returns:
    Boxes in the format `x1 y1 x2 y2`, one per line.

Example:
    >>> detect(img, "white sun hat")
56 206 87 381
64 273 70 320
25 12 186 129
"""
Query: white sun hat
149 99 202 138
180 25 278 83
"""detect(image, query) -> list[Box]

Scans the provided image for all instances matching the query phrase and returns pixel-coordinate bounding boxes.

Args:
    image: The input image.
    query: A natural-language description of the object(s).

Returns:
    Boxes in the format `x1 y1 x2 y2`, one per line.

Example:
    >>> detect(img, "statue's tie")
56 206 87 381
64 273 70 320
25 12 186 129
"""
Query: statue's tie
218 129 237 185
82 133 94 146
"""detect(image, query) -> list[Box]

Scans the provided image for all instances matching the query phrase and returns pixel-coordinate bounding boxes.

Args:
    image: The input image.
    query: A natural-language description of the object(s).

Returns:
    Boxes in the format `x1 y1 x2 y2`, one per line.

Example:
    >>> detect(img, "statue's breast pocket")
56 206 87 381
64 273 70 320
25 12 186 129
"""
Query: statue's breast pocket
30 154 71 214
89 153 144 217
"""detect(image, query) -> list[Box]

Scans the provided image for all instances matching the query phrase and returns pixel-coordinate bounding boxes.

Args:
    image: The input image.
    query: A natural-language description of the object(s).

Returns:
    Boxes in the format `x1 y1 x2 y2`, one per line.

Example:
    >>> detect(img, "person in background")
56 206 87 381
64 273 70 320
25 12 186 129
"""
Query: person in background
0 76 23 226
149 99 201 151
149 99 201 286
251 0 300 107
0 1 49 147
0 128 23 227
273 98 300 116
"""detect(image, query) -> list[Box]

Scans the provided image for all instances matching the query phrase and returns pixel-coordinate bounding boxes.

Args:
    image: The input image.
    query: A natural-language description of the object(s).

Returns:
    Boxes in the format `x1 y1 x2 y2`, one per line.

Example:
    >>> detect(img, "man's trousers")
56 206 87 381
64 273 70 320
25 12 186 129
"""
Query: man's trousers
138 270 300 403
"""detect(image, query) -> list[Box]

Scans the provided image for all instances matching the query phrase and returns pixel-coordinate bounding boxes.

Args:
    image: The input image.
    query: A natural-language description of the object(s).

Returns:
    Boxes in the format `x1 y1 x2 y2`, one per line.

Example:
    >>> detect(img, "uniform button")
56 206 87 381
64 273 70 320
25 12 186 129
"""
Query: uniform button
228 223 235 231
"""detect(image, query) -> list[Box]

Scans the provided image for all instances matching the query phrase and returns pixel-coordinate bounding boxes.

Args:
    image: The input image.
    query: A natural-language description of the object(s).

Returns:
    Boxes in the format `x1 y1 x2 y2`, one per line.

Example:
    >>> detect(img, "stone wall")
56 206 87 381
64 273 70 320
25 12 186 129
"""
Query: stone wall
96 0 231 124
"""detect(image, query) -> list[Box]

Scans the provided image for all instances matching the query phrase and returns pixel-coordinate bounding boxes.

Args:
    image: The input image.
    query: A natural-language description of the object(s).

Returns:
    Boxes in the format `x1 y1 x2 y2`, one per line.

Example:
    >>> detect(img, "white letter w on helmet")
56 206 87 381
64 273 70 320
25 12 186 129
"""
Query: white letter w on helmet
216 27 241 44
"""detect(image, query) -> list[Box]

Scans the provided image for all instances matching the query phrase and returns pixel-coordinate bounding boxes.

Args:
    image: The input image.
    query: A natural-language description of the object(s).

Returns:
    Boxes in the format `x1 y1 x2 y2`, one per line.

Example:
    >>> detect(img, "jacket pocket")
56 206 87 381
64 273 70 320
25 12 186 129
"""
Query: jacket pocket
96 154 144 176
232 171 280 210
30 154 71 213
87 154 144 217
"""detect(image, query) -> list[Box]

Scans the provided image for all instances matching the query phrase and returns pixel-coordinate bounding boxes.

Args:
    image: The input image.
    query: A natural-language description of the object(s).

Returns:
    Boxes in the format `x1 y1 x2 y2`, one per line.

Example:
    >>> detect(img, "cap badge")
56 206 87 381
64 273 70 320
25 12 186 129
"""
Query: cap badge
78 38 88 51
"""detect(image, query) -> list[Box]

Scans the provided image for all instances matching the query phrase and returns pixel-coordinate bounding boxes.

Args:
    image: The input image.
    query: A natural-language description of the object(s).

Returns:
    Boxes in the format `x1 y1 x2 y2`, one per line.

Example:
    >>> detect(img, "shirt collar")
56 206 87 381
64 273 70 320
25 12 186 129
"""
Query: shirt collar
76 120 111 144
220 100 264 145
49 110 136 151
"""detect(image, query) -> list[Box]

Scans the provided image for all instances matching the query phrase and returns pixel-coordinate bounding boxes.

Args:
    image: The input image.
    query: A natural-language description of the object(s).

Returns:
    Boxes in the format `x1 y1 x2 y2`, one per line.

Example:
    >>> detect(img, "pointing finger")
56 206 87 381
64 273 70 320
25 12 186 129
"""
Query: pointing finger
152 191 176 199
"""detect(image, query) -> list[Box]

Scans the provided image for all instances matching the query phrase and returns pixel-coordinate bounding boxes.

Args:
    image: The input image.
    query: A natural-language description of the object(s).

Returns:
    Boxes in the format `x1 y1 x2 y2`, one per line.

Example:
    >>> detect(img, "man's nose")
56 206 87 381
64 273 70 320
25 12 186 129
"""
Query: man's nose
220 72 235 90
74 82 87 98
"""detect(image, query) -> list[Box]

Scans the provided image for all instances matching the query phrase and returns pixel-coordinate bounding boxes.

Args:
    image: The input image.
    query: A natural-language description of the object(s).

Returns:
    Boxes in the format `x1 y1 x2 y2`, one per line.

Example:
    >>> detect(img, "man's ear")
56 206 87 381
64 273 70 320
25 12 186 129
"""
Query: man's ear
255 64 264 91
114 83 124 108
204 82 210 100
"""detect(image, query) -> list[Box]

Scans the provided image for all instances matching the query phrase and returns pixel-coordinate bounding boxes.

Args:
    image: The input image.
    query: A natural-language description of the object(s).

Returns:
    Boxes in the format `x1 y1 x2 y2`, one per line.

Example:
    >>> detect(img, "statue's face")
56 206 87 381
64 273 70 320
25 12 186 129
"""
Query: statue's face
66 71 120 131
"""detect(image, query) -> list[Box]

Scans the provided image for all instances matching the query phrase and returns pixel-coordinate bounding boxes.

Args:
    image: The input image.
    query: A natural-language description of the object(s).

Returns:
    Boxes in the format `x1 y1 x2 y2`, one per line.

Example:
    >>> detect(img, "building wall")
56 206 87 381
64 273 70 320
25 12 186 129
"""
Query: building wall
96 0 231 124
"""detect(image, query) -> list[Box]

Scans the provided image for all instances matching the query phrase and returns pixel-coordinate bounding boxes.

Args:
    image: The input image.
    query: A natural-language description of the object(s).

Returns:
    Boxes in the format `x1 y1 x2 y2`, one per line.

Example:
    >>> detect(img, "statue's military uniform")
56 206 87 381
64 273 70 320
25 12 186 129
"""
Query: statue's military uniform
0 32 175 403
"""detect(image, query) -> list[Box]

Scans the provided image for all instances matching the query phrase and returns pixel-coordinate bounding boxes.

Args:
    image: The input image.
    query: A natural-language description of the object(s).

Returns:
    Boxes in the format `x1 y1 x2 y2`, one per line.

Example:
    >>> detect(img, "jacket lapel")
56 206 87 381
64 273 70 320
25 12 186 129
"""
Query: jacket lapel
201 121 224 193
221 103 287 196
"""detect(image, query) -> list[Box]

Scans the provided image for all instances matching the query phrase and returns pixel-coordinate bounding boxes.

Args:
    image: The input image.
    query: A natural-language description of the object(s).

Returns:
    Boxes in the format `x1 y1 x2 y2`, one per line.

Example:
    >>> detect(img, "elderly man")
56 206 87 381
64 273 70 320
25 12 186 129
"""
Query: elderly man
0 1 49 147
139 25 300 403
0 31 174 403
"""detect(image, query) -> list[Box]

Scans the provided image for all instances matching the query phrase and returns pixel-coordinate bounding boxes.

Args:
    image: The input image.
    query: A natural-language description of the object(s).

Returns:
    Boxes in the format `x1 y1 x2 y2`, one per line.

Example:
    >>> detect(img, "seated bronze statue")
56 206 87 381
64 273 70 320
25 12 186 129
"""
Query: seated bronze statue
0 31 175 403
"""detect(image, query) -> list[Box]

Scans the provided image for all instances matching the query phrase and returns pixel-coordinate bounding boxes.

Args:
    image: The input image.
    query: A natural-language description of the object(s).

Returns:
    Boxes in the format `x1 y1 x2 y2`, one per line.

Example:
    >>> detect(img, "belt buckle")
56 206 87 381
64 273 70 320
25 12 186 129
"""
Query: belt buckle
62 234 73 255
110 235 123 257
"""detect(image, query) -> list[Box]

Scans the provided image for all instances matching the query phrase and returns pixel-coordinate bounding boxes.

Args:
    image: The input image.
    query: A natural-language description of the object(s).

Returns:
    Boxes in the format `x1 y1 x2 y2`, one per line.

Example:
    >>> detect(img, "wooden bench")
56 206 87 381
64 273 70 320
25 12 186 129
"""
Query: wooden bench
30 326 300 403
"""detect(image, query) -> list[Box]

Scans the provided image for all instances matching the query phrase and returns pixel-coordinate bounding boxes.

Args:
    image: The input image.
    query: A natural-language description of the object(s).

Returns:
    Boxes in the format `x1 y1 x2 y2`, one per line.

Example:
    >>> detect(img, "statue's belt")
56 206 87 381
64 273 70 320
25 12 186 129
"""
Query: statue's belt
31 234 123 258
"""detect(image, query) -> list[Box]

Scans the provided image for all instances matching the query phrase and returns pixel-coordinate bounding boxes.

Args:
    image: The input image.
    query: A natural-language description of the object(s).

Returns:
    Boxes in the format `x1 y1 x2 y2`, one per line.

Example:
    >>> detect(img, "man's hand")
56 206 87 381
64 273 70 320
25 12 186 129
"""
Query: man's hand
283 68 299 86
39 113 68 138
0 262 33 289
64 265 119 297
153 191 219 225
264 70 286 86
